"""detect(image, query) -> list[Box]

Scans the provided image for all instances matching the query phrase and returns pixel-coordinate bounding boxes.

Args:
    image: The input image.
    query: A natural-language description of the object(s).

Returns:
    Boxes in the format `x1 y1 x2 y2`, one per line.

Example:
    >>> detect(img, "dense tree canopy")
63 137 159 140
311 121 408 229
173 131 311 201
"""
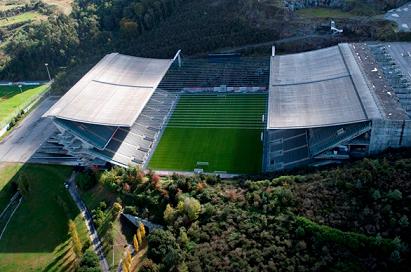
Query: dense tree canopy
92 150 411 271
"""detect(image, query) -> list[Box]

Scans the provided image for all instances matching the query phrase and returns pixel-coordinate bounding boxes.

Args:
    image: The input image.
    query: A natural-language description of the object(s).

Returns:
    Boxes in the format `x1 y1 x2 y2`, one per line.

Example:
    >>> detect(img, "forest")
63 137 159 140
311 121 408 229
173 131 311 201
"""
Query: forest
0 0 406 83
76 149 411 271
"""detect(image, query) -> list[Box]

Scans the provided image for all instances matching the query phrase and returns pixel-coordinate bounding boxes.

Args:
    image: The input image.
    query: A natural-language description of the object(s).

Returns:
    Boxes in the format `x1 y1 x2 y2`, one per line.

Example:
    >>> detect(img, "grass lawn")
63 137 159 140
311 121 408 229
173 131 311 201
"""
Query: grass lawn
0 163 22 210
149 93 267 174
0 84 48 126
0 164 89 272
296 8 356 18
78 181 133 271
0 11 44 27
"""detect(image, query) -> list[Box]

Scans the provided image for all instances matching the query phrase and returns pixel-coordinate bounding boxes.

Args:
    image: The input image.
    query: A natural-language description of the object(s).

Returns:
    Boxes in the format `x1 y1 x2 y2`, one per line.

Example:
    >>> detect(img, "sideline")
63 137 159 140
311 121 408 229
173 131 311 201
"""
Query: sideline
0 196 22 240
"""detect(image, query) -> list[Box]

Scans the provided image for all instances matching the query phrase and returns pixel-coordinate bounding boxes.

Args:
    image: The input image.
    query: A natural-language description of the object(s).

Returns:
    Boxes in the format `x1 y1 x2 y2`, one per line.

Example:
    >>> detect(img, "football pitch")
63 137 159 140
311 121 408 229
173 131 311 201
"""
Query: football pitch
148 93 267 174
0 84 48 126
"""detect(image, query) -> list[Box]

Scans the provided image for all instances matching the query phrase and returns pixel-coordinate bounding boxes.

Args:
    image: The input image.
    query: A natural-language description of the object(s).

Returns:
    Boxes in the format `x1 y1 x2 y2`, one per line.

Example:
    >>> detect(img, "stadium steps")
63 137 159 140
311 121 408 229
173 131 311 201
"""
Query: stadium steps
309 122 371 156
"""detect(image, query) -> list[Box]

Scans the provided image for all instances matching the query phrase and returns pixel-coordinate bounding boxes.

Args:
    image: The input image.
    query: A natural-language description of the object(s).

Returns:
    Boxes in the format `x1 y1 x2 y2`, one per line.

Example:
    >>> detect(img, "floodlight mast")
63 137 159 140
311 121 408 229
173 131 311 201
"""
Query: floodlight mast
18 84 22 93
173 50 182 68
44 63 52 81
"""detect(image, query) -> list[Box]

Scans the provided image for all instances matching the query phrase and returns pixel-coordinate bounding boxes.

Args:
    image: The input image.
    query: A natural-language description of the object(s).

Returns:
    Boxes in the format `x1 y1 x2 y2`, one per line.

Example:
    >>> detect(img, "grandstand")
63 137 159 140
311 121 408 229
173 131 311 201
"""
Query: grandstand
37 42 411 173
265 43 411 171
39 53 178 167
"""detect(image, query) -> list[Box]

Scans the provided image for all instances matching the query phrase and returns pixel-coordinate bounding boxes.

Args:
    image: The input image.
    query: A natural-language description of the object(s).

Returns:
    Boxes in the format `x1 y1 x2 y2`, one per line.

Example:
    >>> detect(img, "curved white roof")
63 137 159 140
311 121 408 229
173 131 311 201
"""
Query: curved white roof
268 44 381 129
44 53 173 127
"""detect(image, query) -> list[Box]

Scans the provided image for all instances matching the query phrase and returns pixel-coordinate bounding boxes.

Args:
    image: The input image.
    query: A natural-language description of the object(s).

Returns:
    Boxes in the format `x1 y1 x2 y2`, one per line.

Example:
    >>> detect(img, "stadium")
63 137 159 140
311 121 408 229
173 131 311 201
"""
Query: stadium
37 42 411 174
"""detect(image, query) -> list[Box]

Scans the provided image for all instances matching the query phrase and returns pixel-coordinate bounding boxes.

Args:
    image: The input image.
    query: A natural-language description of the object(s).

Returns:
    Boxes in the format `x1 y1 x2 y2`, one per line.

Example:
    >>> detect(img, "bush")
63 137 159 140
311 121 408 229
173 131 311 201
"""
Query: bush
124 205 137 215
76 172 97 190
78 249 101 272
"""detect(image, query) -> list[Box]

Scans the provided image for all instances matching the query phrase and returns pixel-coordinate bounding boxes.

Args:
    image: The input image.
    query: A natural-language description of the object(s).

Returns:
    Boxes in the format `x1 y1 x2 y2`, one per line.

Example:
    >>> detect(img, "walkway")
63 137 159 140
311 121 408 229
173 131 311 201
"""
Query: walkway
66 173 110 272
0 96 59 163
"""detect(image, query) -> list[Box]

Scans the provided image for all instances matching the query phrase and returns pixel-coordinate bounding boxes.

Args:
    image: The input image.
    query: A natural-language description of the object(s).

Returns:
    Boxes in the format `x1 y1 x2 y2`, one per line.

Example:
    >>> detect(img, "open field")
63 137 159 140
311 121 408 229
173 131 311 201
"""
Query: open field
0 164 89 271
296 8 356 18
0 11 44 27
0 163 22 210
0 84 48 126
149 93 267 174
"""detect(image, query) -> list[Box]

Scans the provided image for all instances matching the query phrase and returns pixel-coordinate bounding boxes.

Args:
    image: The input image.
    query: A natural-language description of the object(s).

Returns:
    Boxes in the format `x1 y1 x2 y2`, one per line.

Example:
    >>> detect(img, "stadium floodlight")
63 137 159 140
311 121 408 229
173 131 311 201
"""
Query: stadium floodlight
18 84 22 93
44 63 52 81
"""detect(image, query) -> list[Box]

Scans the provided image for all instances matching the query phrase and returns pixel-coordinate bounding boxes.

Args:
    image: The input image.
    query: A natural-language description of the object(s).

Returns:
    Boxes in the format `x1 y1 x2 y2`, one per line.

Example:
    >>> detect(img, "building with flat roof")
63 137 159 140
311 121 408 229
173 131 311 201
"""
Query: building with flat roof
39 43 411 172
42 52 179 167
264 43 411 171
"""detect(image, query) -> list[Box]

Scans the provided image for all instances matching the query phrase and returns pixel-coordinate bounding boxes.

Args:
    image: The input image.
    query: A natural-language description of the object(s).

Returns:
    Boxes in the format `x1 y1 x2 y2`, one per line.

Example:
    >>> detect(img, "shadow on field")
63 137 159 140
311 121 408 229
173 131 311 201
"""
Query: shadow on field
0 163 80 253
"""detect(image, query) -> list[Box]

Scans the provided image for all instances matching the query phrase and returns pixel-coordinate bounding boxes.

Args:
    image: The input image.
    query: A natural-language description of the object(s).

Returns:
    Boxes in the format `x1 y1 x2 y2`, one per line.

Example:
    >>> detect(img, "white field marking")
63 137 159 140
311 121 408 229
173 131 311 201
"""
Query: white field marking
0 197 22 240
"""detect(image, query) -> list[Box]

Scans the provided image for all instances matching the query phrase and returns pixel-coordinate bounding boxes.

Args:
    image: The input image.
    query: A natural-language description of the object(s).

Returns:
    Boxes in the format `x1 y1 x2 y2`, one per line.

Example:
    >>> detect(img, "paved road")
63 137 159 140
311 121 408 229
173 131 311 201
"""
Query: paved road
66 173 110 272
0 97 58 163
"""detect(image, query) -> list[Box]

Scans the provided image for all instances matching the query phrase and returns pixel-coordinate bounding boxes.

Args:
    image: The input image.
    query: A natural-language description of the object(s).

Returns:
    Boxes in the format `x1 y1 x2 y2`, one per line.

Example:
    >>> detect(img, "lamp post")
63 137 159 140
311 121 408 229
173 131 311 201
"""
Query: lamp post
44 63 51 81
18 84 22 93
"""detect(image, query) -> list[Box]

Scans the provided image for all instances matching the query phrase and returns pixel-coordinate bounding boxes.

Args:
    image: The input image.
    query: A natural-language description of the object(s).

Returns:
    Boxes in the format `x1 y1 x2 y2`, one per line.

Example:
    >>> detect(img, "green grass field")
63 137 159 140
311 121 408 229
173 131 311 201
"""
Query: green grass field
149 93 267 174
0 84 48 126
0 163 22 210
0 11 44 27
0 164 89 271
296 8 355 18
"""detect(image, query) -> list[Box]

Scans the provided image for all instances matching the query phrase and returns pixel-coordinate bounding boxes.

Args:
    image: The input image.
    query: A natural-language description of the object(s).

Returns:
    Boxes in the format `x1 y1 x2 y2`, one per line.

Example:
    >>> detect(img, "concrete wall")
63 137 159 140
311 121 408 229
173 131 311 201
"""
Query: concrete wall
369 119 411 154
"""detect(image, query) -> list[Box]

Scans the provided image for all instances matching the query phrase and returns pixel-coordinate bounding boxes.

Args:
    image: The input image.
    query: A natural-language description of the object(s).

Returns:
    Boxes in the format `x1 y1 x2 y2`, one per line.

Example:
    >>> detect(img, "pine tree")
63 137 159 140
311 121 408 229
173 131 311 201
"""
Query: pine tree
139 223 146 238
137 228 142 245
133 234 139 253
127 249 132 264
68 220 82 259
122 262 129 272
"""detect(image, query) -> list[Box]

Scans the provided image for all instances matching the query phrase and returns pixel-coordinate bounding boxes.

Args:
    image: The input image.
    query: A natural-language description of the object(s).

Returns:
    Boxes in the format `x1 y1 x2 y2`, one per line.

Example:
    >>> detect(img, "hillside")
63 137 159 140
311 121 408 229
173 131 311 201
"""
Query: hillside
75 149 411 271
0 0 404 82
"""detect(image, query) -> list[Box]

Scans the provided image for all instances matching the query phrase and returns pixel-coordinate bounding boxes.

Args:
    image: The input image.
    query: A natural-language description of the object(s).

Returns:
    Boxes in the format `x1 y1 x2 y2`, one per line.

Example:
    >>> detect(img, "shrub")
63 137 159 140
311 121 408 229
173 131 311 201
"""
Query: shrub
140 259 160 272
78 249 101 272
112 202 122 218
76 172 97 190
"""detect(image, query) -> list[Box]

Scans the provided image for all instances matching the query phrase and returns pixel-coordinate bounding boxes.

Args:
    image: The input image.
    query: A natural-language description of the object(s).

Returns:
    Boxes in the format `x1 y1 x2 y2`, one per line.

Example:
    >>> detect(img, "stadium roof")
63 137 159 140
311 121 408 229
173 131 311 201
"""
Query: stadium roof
44 53 174 127
267 44 381 129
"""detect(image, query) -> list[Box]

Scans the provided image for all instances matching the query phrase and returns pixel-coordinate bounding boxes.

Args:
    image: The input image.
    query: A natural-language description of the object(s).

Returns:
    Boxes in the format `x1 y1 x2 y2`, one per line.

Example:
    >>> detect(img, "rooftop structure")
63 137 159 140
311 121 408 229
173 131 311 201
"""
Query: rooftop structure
41 53 178 167
267 44 381 129
36 44 411 173
264 43 411 172
44 53 174 127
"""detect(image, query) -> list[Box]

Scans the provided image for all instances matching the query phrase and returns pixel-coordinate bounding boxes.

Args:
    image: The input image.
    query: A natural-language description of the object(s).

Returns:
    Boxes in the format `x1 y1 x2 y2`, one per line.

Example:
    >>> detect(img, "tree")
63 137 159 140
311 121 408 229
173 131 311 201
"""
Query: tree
18 174 30 196
78 249 101 272
127 249 132 264
137 228 143 245
164 204 176 224
133 234 139 252
69 220 82 259
178 197 201 221
140 258 160 272
147 229 180 263
122 262 129 272
139 223 146 238
112 202 122 218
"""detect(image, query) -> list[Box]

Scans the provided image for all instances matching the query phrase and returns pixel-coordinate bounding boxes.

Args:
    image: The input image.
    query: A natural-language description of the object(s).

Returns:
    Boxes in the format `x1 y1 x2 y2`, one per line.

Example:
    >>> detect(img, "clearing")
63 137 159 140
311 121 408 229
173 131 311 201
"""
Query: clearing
296 7 356 18
149 93 267 174
0 11 44 27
